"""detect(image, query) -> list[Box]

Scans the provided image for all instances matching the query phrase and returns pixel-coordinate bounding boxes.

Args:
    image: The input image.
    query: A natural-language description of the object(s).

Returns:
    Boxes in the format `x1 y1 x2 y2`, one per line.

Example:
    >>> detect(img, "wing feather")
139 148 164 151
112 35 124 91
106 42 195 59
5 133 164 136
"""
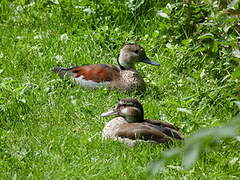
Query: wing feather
70 64 120 82
116 123 174 143
144 119 180 130
52 64 120 83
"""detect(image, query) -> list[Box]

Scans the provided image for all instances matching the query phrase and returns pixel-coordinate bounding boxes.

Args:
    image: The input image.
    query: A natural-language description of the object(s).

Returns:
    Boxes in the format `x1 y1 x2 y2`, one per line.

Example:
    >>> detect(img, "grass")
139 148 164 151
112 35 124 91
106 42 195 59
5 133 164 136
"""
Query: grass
0 0 239 179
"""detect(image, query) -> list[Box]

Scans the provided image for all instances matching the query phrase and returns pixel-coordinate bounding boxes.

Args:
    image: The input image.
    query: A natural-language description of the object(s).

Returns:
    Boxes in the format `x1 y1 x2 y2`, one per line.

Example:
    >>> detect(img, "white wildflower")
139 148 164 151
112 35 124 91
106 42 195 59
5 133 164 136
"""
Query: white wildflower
157 10 170 19
38 52 43 57
166 43 172 49
177 108 193 114
16 36 23 40
34 35 43 40
200 69 206 79
74 6 82 9
27 2 35 7
31 46 38 50
159 113 168 121
229 157 239 165
83 8 94 14
60 33 69 42
232 49 240 58
50 0 59 4
16 6 23 12
55 55 63 62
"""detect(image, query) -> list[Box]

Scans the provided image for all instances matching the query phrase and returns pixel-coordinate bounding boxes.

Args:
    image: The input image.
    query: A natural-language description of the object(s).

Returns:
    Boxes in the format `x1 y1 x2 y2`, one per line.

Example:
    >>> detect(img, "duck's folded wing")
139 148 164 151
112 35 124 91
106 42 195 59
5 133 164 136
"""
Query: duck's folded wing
52 64 120 83
145 123 183 140
144 119 180 130
116 123 174 143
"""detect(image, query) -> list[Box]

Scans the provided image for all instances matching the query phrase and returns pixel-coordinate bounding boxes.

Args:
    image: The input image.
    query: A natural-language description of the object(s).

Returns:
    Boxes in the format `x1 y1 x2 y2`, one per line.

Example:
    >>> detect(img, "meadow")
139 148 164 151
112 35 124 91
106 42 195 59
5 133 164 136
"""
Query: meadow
0 0 239 179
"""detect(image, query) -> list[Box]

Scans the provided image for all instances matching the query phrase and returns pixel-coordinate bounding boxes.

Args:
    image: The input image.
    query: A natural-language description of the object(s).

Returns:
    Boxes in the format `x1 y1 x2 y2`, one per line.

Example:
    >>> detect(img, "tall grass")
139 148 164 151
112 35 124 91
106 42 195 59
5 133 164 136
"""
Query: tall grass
0 0 239 179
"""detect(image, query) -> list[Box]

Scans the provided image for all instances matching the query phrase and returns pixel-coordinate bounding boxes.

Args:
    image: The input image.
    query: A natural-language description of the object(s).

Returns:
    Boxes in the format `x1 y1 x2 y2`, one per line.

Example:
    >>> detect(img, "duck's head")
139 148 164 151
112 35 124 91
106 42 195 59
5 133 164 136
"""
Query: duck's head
101 98 144 122
118 44 160 69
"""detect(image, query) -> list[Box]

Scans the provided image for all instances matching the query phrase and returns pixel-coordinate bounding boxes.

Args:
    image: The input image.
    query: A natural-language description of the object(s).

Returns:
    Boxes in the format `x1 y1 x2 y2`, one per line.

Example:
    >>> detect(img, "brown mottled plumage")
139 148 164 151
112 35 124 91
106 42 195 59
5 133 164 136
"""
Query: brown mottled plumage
51 44 160 91
101 98 183 146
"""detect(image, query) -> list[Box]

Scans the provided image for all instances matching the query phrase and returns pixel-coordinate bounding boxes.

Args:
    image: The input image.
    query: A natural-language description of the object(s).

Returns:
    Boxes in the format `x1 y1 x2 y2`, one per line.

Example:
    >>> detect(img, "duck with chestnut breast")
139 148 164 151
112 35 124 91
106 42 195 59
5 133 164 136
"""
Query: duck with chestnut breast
101 98 183 146
52 44 159 91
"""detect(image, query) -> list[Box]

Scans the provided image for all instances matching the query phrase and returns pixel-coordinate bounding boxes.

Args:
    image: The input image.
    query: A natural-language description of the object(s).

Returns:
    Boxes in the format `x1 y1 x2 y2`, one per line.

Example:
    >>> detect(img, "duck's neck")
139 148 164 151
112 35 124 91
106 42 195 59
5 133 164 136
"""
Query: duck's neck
120 106 145 123
117 54 135 70
117 60 126 70
124 112 144 123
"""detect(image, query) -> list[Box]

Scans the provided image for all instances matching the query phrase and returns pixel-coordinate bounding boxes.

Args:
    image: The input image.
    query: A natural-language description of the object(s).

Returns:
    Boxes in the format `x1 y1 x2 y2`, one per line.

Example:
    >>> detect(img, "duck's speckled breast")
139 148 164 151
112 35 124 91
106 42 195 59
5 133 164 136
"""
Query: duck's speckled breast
111 69 145 91
102 117 156 147
102 117 127 138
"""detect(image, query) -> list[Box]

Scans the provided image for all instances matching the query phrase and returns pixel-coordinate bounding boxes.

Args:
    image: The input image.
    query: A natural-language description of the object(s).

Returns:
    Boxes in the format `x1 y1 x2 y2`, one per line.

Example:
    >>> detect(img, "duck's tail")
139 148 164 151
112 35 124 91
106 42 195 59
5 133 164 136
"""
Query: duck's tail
148 123 184 141
167 128 184 140
51 67 69 78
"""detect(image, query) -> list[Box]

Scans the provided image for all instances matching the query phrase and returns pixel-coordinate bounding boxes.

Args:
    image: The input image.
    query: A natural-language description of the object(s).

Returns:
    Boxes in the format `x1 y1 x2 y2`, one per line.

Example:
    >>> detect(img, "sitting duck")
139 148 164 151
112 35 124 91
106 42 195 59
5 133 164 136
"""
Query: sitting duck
52 44 159 91
101 98 183 146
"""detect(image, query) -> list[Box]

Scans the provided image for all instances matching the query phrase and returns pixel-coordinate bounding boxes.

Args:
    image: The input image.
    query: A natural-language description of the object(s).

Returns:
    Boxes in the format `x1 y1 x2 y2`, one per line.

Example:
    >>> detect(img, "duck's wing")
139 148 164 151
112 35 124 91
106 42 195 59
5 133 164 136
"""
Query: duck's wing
116 123 175 143
145 123 183 140
52 64 120 84
144 119 180 130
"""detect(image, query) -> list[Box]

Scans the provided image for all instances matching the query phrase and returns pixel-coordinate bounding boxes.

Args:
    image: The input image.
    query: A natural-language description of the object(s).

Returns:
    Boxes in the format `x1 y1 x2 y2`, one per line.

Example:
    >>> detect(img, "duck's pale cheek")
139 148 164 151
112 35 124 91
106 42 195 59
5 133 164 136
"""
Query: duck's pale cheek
120 108 130 116
120 107 140 123
72 75 110 88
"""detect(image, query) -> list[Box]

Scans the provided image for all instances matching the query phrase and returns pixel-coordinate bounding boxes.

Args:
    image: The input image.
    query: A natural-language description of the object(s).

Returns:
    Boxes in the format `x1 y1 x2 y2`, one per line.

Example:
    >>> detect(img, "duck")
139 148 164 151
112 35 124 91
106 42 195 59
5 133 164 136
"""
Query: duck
52 44 160 91
101 98 183 146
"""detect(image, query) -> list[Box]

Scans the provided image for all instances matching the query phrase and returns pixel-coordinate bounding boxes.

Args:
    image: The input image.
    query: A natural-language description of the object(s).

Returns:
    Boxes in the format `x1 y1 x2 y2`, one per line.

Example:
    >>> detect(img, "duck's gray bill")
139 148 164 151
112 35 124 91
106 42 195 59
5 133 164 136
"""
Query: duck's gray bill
142 59 160 66
101 109 118 117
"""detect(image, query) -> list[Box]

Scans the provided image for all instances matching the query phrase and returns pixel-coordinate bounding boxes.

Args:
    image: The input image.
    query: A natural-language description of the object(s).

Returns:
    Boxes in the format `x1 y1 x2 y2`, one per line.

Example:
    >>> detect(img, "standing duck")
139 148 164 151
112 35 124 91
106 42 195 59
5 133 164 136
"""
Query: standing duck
101 98 183 146
52 44 159 91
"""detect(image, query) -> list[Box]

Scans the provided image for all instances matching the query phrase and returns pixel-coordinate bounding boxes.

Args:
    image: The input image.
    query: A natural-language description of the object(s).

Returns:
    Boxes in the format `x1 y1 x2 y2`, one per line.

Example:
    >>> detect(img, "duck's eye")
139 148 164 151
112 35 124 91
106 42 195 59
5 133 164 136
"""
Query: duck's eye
120 103 129 108
134 50 139 54
123 102 134 107
118 103 126 108
127 102 134 106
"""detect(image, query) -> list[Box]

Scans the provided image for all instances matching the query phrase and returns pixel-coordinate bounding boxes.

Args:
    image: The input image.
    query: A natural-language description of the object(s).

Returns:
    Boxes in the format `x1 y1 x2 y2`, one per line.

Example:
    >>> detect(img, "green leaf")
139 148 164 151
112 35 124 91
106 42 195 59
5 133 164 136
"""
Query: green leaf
183 143 200 169
152 31 159 38
223 25 232 33
162 147 181 158
232 67 240 79
187 126 237 144
211 40 218 53
233 101 240 110
214 126 237 138
181 38 192 46
14 86 25 92
193 47 208 54
230 114 240 128
200 69 206 79
197 33 214 40
134 0 145 10
150 160 167 174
